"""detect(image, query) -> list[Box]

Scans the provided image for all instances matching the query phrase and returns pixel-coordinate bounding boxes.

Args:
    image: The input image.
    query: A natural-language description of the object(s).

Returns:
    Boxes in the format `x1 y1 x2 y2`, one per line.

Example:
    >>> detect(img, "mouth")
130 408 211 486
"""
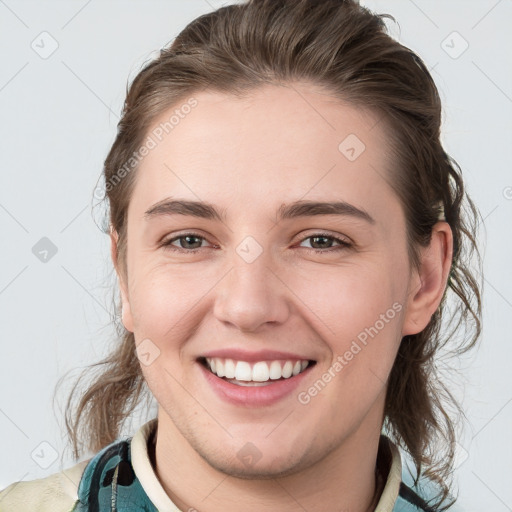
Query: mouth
197 356 317 387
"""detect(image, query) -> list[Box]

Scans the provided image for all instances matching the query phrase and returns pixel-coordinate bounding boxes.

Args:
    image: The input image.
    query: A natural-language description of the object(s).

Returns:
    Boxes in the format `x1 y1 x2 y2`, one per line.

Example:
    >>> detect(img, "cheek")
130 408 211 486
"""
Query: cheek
289 260 404 397
297 290 403 433
289 259 403 340
127 264 215 352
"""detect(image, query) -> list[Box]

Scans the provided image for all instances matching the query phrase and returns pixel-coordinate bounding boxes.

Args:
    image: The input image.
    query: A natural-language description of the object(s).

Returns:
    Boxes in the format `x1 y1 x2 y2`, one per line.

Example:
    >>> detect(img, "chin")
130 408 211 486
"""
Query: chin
201 452 310 480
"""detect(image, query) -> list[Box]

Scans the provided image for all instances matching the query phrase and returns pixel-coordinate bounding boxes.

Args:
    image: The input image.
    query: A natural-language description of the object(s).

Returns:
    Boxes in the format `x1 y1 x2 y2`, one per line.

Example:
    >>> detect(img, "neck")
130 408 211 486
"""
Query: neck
150 408 385 512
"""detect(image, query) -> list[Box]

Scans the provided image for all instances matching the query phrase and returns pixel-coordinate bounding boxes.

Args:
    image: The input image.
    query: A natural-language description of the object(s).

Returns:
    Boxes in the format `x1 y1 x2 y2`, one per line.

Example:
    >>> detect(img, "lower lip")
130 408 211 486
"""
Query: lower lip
198 361 314 407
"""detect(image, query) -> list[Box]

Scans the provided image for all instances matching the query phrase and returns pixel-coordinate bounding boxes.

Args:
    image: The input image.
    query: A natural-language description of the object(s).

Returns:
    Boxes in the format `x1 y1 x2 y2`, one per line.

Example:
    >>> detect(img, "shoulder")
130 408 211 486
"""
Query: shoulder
0 435 133 512
0 459 89 512
393 481 438 511
0 420 159 512
393 481 464 512
394 463 464 512
378 436 464 512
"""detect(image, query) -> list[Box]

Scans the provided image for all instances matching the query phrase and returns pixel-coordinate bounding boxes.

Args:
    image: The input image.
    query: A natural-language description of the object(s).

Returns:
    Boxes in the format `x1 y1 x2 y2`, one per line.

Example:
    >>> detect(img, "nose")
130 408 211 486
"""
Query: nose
213 251 290 332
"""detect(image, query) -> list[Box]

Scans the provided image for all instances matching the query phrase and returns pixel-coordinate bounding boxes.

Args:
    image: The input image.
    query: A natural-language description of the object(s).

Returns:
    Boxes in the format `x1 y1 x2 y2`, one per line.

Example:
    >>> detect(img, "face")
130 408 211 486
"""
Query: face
114 82 429 478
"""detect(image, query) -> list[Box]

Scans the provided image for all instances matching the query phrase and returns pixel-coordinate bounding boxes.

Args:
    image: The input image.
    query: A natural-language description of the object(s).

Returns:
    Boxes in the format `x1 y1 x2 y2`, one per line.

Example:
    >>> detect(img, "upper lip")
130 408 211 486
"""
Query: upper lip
199 348 316 363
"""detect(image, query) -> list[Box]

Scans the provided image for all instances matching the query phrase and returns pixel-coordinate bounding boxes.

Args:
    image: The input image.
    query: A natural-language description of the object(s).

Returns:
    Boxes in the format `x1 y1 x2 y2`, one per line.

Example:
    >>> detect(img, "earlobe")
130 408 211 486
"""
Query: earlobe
120 302 134 333
110 227 134 333
119 287 134 333
401 222 453 336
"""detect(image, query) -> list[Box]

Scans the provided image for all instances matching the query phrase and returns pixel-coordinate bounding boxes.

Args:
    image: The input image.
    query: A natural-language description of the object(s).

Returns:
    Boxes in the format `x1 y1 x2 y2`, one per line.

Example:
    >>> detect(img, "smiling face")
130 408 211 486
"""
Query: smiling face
113 81 428 478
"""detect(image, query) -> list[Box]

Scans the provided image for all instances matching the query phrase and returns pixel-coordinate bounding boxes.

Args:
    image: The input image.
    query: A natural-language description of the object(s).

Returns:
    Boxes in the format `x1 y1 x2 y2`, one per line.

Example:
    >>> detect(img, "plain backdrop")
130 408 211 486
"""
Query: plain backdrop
0 1 511 510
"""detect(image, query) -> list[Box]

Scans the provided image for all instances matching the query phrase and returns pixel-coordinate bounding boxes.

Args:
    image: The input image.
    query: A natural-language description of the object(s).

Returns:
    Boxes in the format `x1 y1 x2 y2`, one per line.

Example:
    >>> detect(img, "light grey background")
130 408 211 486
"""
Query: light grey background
0 1 511 510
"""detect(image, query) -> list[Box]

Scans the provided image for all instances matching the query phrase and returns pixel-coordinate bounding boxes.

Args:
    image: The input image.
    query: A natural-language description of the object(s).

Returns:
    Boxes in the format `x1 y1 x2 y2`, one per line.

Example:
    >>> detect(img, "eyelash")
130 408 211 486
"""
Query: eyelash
161 231 352 254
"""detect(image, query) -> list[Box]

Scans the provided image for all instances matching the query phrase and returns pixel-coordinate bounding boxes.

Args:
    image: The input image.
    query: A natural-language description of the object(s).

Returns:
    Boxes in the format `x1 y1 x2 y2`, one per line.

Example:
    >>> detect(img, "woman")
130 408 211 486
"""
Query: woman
0 0 482 510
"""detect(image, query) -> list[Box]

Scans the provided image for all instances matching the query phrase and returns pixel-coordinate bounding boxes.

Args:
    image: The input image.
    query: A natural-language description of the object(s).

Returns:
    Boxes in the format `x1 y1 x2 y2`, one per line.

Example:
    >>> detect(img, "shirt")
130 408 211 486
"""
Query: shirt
0 418 450 511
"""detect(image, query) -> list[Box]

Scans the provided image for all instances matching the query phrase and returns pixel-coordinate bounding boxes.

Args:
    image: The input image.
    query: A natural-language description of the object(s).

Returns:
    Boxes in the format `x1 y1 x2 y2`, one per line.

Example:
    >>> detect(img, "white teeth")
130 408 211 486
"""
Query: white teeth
269 360 282 380
224 359 236 379
252 361 270 382
282 361 293 378
216 359 225 377
204 357 312 382
235 361 252 381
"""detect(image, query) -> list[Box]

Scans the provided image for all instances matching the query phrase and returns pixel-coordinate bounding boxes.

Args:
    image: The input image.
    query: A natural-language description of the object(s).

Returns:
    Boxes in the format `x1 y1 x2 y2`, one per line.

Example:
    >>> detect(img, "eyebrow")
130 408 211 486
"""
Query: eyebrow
144 198 375 225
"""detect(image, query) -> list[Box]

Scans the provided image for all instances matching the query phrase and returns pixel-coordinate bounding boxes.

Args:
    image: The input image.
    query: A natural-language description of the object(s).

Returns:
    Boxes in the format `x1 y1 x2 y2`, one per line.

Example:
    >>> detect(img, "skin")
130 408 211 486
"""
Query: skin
111 81 453 512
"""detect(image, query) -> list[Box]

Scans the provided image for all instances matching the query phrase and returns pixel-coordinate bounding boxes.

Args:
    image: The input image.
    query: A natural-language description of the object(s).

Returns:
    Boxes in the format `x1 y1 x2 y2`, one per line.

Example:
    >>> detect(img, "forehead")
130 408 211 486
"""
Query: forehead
129 82 398 222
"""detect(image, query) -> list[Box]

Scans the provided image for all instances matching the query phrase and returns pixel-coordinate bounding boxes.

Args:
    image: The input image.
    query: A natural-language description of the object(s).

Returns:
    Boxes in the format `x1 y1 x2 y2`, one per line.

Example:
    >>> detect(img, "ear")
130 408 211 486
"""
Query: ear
402 221 453 336
110 227 134 333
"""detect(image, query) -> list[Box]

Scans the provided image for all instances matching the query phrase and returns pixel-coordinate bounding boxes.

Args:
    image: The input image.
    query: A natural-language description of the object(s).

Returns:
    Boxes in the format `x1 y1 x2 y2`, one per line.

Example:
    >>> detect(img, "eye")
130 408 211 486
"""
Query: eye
298 233 352 253
161 232 212 252
160 231 352 254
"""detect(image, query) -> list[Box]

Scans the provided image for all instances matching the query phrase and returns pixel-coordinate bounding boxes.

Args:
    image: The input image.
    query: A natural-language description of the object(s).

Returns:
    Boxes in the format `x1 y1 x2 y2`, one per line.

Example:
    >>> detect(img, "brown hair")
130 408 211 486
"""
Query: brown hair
55 0 482 509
